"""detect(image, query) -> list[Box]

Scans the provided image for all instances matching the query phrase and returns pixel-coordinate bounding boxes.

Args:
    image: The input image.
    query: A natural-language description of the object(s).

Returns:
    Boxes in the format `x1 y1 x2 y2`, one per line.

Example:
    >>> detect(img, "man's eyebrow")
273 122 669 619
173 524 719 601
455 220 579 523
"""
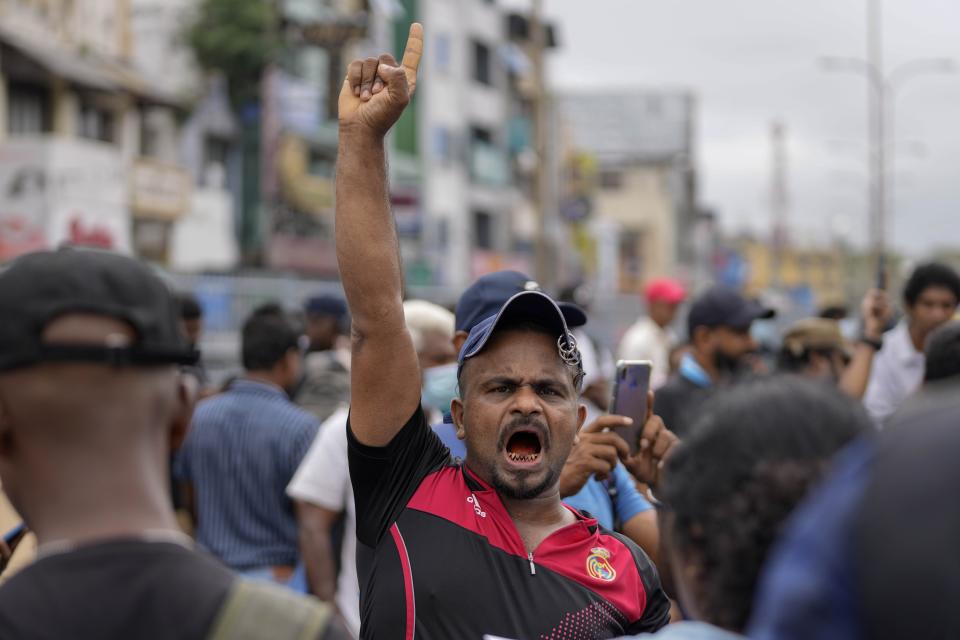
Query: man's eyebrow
479 375 567 388
529 377 566 387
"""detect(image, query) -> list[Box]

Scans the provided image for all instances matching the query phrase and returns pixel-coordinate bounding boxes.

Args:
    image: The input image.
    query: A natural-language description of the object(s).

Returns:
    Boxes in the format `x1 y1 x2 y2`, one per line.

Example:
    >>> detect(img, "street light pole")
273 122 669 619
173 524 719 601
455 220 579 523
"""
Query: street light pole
820 0 954 287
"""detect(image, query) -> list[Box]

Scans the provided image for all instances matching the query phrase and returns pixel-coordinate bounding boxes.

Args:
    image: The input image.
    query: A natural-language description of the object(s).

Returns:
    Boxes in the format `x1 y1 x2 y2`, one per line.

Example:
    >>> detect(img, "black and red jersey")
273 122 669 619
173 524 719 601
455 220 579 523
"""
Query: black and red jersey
348 407 670 639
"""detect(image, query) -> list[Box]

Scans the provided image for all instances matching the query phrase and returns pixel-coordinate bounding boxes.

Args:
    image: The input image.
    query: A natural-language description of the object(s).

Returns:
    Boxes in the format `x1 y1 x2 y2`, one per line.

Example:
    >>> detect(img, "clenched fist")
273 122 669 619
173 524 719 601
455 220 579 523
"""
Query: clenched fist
338 23 424 137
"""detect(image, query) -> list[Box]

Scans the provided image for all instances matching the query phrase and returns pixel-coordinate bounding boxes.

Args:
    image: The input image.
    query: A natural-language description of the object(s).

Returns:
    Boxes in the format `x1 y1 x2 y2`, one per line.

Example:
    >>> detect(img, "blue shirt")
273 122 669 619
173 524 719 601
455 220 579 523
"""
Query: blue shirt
174 379 319 570
432 421 465 459
563 463 653 531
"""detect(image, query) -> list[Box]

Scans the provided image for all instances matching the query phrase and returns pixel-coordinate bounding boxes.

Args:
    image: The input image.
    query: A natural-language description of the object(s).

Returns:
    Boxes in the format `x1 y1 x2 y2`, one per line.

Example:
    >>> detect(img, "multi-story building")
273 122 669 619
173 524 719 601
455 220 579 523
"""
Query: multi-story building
733 233 847 312
257 0 398 275
0 0 237 269
411 0 528 289
558 91 698 293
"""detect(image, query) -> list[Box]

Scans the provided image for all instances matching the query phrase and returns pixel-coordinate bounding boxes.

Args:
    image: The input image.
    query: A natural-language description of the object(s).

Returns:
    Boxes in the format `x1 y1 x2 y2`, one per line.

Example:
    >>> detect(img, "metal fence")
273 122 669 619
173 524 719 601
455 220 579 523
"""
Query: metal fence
168 271 651 383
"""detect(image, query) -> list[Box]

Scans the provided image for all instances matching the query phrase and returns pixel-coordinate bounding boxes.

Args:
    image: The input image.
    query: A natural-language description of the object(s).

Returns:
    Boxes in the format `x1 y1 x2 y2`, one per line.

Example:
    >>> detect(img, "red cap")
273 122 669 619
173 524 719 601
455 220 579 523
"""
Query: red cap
645 278 686 304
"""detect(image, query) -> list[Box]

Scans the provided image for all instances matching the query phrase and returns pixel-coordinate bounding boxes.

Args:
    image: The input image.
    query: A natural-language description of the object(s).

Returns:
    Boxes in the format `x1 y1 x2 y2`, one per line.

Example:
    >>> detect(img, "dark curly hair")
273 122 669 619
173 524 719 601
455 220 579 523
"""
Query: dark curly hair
903 262 960 307
660 377 870 632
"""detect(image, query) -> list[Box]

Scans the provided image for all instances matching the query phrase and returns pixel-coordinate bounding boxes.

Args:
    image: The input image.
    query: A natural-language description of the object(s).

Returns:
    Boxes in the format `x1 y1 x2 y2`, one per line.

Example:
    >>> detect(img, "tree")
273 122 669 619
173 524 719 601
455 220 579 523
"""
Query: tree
186 0 280 108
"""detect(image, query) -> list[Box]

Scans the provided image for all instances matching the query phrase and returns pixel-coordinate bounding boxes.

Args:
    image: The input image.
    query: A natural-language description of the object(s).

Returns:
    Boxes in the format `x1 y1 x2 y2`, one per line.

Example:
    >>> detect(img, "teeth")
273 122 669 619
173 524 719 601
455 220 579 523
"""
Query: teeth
507 452 540 462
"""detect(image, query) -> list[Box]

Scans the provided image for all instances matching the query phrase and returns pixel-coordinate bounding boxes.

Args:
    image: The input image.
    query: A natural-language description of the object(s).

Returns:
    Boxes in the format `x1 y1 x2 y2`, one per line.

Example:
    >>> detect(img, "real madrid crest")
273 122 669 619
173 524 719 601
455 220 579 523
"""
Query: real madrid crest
586 547 617 582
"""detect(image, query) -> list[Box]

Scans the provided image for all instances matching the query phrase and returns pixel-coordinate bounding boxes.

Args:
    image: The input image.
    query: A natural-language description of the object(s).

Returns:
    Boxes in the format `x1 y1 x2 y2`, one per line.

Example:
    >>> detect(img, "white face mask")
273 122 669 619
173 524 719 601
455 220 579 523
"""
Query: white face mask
421 362 459 414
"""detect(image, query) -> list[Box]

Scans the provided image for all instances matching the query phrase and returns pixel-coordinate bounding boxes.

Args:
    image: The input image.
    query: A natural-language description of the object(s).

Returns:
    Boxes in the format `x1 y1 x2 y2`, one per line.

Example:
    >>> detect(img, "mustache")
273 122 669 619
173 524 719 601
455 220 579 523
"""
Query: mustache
497 415 550 451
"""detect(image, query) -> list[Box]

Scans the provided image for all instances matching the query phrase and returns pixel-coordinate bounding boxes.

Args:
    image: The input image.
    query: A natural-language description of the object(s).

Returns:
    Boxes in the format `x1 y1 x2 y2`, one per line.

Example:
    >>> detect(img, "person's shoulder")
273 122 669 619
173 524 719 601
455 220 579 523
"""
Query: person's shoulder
622 319 656 342
205 579 346 640
655 375 688 399
272 398 321 432
191 391 236 420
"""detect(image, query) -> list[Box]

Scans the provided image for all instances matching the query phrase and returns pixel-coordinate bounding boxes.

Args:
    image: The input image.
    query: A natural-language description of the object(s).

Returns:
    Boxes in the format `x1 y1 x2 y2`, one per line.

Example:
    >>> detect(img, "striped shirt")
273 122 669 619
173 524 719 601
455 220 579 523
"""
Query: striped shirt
174 379 319 570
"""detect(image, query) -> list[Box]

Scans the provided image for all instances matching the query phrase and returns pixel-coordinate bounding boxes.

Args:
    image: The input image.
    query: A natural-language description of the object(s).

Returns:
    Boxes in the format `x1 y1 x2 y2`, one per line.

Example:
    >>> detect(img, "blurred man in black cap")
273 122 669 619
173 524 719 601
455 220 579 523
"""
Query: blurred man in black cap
0 248 346 639
655 286 775 438
298 294 351 421
176 292 211 392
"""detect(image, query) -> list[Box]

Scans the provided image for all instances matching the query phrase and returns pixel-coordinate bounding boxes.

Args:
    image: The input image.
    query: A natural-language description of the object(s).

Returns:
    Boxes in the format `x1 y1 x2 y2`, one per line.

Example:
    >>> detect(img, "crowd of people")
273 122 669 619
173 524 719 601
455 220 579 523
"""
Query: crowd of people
0 22 959 640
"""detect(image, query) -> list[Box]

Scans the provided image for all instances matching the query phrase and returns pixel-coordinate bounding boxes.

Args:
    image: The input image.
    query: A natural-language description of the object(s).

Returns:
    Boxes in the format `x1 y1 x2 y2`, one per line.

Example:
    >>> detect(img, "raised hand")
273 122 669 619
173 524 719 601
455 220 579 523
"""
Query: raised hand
338 23 423 137
861 288 891 340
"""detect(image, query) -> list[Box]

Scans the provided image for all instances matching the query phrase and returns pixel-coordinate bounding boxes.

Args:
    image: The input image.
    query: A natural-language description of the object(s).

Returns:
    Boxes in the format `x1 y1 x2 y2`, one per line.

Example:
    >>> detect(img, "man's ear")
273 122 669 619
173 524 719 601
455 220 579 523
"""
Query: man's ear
451 397 466 440
170 373 199 452
576 403 587 432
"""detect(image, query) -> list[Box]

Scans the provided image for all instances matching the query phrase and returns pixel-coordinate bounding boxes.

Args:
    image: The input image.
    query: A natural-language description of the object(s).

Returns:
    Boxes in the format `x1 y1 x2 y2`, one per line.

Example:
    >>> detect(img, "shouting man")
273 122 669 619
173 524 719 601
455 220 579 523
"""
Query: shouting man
336 24 672 639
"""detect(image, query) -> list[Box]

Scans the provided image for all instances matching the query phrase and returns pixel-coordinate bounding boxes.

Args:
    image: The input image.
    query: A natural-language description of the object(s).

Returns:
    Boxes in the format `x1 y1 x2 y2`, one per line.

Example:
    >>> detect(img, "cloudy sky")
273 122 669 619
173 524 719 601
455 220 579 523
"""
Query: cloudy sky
518 0 960 256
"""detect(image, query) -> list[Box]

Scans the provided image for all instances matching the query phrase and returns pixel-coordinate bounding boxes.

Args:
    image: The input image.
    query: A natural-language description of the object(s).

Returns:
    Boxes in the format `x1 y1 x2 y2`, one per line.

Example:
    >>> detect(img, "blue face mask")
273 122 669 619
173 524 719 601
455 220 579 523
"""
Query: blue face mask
422 363 459 414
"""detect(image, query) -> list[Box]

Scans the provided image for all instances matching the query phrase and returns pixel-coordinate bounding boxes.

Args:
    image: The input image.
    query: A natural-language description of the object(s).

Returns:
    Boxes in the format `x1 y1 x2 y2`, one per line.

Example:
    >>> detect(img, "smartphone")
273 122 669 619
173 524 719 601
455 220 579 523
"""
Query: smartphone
609 360 652 456
3 522 26 548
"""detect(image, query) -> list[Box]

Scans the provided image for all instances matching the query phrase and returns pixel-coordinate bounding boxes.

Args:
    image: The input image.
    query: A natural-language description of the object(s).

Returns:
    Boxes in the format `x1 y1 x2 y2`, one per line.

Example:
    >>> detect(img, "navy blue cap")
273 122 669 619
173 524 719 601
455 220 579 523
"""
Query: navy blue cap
457 290 575 367
687 286 776 336
454 270 587 333
304 294 347 318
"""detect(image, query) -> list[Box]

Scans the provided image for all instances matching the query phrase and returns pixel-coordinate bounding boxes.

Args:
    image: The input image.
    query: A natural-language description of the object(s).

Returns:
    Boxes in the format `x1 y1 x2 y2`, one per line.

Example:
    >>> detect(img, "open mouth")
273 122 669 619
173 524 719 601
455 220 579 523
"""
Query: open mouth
505 430 543 465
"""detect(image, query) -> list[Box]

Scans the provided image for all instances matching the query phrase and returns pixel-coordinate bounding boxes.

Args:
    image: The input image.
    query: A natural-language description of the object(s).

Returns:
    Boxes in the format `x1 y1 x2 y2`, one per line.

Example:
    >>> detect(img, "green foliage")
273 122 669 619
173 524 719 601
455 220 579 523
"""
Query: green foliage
186 0 280 106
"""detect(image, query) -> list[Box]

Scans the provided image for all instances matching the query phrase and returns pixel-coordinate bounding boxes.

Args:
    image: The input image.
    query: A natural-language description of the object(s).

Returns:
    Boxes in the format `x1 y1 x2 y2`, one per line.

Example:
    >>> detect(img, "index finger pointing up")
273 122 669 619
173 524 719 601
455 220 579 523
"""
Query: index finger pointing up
401 23 424 94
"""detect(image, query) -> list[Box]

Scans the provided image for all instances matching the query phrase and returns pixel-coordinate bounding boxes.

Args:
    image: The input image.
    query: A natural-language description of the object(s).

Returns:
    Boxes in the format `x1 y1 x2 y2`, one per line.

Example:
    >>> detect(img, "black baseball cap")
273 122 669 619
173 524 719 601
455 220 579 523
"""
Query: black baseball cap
0 248 199 372
687 286 776 336
454 270 587 333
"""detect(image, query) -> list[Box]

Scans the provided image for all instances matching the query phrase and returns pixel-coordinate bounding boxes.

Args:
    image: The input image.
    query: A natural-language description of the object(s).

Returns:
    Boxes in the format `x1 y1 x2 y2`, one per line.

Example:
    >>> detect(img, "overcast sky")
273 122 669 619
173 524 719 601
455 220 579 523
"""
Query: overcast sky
513 0 960 256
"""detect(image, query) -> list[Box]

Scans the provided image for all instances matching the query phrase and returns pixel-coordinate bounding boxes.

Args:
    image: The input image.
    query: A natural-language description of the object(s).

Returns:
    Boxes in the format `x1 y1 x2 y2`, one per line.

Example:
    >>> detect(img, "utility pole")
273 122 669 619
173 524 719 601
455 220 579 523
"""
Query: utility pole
528 0 551 287
769 120 789 289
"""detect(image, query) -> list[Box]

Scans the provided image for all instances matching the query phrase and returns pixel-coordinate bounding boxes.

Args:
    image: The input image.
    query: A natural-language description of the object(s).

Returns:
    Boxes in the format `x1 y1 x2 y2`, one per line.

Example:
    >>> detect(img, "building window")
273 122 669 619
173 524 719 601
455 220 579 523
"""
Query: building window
471 126 493 145
599 169 623 190
203 136 231 187
473 210 494 250
472 40 492 86
433 127 452 163
7 83 51 135
78 103 115 143
434 33 451 74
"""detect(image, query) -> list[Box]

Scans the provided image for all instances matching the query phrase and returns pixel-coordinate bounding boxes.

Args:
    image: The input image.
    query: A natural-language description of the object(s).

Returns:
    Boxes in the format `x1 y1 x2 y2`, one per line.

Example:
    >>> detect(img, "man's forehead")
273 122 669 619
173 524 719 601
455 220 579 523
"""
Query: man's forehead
917 286 959 302
466 335 568 378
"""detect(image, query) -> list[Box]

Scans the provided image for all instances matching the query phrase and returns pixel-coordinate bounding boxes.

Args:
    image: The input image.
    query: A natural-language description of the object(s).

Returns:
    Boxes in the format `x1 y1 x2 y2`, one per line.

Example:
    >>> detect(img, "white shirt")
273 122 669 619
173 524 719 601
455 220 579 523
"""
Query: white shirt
574 328 615 391
286 407 359 637
617 317 676 389
863 321 926 426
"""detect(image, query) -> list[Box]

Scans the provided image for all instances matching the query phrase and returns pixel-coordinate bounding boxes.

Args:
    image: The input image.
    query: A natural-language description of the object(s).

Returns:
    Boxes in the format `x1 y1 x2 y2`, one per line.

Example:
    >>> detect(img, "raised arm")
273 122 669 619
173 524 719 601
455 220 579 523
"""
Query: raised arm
336 24 424 446
839 288 891 400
